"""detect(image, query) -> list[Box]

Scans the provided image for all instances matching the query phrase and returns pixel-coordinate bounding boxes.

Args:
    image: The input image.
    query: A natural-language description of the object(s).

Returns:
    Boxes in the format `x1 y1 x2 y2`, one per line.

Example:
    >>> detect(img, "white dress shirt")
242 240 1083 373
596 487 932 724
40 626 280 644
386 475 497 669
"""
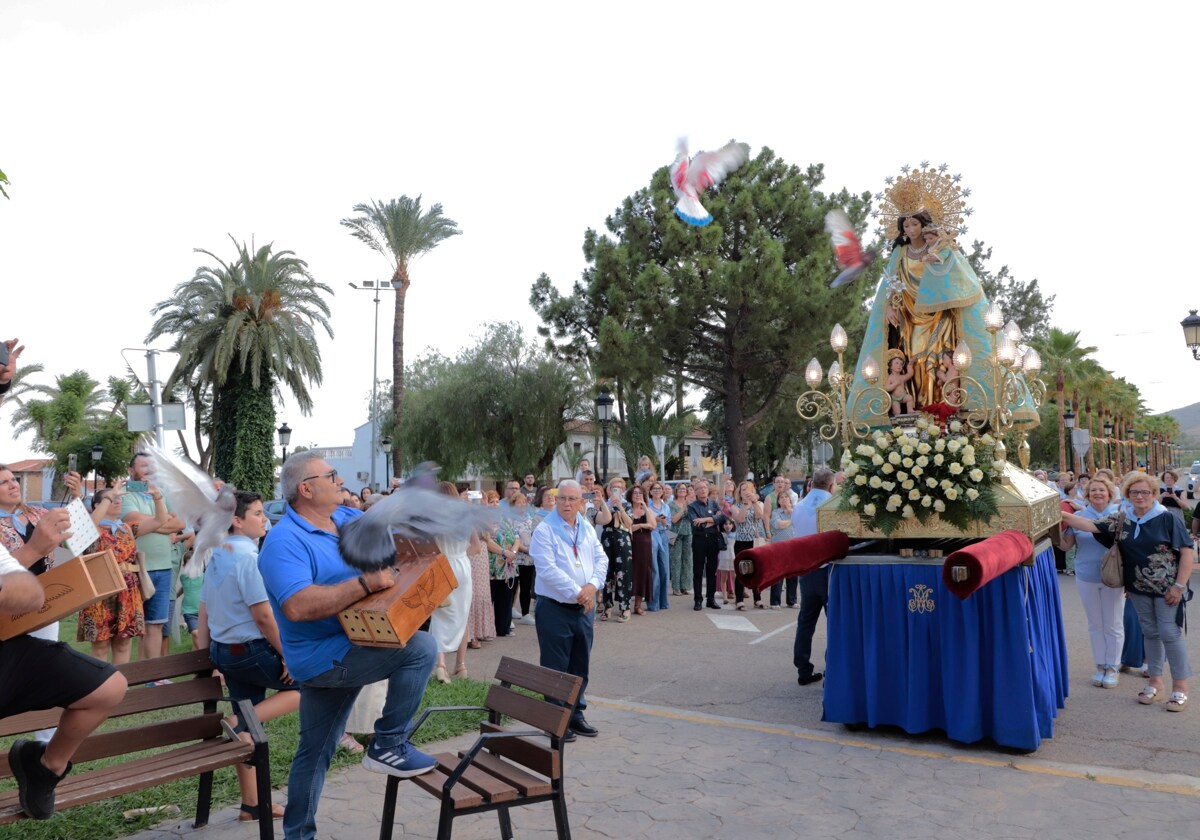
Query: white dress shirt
529 509 608 603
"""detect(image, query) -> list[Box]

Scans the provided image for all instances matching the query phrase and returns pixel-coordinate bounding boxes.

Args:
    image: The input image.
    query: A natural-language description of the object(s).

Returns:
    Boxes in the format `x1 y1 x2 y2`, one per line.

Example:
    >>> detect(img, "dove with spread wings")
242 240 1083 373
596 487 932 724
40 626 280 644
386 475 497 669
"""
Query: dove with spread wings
824 208 879 288
669 139 751 227
338 465 499 573
143 445 237 578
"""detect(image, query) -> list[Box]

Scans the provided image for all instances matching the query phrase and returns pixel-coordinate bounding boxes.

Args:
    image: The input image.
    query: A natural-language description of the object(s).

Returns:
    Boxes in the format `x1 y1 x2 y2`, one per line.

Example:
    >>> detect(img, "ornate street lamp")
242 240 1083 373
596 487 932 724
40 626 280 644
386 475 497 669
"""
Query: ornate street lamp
381 436 393 489
594 387 614 483
278 422 292 464
1182 310 1200 360
90 444 104 497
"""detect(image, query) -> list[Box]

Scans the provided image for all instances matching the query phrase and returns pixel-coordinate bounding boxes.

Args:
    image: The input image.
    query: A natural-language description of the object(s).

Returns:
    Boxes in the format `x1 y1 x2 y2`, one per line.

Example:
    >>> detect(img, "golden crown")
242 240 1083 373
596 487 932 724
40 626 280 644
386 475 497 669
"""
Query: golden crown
872 162 973 241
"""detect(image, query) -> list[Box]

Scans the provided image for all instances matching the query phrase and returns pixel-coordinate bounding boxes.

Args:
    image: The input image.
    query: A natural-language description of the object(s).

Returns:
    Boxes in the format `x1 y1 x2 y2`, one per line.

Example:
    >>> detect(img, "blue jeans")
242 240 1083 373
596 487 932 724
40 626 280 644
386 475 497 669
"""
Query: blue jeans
1129 592 1193 681
283 632 436 840
210 639 295 705
647 531 671 611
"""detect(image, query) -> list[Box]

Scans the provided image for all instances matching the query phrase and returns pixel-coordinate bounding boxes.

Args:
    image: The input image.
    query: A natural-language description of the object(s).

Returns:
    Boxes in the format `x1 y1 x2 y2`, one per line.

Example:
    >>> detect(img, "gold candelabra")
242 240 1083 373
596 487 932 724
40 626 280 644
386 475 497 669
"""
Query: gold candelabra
795 323 893 447
941 304 1045 468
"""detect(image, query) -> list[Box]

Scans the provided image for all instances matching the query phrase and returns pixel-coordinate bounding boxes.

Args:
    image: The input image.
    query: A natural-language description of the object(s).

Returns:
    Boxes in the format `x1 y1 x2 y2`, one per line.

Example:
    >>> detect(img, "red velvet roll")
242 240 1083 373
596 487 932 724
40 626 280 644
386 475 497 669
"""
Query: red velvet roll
734 531 851 591
941 530 1034 600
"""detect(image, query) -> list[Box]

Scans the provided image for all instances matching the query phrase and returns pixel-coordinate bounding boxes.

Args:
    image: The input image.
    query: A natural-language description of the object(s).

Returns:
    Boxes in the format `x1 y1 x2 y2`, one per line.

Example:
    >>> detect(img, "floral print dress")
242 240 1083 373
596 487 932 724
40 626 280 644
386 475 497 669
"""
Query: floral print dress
77 523 145 642
602 501 633 615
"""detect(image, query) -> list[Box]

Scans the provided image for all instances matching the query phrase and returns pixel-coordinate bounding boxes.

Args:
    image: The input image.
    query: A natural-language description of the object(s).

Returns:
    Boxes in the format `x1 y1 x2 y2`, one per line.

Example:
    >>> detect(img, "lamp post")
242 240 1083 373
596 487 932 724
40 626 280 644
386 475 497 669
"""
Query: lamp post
594 388 614 484
350 280 395 493
381 436 393 489
1103 419 1114 472
1063 403 1076 474
1182 310 1200 360
90 444 103 497
277 422 292 465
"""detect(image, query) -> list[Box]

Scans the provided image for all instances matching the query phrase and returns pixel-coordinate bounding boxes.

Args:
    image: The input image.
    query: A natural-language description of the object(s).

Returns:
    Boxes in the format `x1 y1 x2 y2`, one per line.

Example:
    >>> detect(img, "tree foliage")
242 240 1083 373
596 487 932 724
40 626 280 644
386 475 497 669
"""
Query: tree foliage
532 147 872 480
610 388 695 480
396 323 587 480
147 237 333 498
341 196 461 477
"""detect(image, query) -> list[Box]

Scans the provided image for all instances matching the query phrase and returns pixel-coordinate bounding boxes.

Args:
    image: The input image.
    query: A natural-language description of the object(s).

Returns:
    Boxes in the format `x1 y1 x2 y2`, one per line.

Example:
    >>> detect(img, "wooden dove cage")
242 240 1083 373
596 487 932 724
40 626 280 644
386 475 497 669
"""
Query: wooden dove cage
338 536 458 648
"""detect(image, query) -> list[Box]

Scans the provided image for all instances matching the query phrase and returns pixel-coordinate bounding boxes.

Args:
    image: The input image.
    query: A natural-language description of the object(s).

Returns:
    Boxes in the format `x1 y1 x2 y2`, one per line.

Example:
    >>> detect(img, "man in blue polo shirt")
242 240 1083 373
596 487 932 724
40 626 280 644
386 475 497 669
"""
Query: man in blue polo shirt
258 452 436 840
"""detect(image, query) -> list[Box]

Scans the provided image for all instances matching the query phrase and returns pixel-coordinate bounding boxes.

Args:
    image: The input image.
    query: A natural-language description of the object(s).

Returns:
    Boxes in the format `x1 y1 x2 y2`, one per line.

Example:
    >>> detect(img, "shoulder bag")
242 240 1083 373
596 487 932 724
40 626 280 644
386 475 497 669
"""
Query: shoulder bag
1099 510 1127 589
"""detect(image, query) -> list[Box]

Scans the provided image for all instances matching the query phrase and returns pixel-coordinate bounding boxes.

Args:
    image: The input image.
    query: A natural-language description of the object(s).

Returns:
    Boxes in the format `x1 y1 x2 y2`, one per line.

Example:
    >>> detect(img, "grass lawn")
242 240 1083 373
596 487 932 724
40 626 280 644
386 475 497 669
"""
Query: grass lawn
1 616 490 840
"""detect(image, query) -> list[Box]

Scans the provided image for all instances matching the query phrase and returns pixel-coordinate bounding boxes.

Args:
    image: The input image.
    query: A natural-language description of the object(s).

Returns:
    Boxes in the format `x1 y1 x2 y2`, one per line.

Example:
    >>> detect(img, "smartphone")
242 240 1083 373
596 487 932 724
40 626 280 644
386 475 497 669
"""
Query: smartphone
127 480 148 493
584 491 595 499
68 453 78 474
0 343 7 366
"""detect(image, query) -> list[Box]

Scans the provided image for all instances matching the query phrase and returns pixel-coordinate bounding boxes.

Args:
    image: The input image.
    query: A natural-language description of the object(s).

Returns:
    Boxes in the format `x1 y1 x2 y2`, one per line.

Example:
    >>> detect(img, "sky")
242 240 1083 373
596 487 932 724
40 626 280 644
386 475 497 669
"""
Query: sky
2 0 1196 462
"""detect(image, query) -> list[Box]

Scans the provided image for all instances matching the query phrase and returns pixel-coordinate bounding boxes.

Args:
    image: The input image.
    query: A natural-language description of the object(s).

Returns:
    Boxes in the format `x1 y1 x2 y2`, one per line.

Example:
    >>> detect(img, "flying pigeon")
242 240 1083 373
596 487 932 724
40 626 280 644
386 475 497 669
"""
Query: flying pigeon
669 138 750 226
338 463 499 573
825 208 879 288
143 445 237 578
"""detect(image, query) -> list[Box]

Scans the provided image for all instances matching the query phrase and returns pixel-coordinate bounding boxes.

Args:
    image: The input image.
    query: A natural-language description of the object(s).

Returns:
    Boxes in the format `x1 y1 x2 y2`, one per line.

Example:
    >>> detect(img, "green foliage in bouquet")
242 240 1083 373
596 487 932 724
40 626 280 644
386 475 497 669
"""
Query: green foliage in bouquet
838 418 1001 535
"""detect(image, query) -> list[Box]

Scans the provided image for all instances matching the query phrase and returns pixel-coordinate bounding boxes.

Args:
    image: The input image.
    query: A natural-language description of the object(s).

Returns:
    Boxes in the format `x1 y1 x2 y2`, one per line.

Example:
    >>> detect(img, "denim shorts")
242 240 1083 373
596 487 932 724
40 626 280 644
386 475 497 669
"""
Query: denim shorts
142 569 175 624
182 612 199 633
210 639 296 705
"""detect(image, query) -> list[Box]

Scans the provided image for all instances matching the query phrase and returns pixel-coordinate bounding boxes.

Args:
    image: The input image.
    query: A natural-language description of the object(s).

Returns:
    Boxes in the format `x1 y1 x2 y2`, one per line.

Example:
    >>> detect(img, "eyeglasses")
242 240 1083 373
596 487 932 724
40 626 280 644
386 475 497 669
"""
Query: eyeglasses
302 469 339 484
557 495 582 503
1126 489 1153 497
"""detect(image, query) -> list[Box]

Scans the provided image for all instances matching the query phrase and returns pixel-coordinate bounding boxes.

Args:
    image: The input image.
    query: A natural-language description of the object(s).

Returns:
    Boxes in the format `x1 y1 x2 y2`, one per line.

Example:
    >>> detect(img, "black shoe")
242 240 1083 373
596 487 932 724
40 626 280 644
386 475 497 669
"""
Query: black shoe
561 728 577 743
707 601 721 610
797 672 824 686
569 717 599 738
693 602 703 611
9 739 70 820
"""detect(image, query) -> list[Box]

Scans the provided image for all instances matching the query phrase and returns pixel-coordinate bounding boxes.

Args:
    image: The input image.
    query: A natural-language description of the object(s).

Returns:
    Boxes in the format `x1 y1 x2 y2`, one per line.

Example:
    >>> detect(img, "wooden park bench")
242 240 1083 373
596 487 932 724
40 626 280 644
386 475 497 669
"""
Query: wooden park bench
379 655 583 840
0 648 274 839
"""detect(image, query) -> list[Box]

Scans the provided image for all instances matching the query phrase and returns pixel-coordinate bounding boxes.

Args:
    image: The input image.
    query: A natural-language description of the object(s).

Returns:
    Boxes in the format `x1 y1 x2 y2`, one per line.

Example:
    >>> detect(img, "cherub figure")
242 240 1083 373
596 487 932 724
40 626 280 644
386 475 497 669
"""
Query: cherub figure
937 350 960 404
886 353 916 416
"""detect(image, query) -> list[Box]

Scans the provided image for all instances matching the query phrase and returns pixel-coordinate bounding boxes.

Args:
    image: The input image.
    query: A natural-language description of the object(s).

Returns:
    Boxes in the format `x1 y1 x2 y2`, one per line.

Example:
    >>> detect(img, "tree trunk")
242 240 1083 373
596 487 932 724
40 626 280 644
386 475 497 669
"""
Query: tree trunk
392 266 409 480
1084 399 1096 473
724 365 749 482
1056 375 1066 473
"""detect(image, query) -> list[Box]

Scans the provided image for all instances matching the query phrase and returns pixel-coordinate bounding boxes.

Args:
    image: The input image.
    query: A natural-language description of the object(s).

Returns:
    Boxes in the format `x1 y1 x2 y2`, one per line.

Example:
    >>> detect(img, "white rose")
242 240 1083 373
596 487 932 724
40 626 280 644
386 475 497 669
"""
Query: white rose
844 462 859 477
842 449 853 466
882 481 896 492
863 503 876 517
941 479 954 491
969 468 984 483
933 453 945 466
902 479 914 491
896 471 908 483
965 487 980 501
882 463 895 475
848 495 860 506
856 444 875 457
980 434 995 446
915 455 929 467
992 460 1006 472
950 420 963 433
908 488 922 501
945 487 959 501
916 417 929 430
888 452 902 465
962 445 975 457
911 465 924 477
888 494 902 509
869 475 883 489
949 462 964 475
902 457 914 469
901 445 915 457
855 474 868 486
961 453 976 466
872 454 885 466
926 477 939 488
902 504 916 518
935 439 946 452
921 495 932 508
917 442 932 455
928 425 941 437
933 499 946 512
947 439 961 453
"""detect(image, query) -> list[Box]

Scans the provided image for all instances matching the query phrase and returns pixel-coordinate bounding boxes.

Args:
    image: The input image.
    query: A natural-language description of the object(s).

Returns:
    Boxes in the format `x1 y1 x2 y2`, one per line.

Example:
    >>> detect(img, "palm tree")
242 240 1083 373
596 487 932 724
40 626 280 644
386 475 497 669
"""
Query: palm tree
1030 328 1097 473
10 369 106 447
147 237 333 497
341 196 461 476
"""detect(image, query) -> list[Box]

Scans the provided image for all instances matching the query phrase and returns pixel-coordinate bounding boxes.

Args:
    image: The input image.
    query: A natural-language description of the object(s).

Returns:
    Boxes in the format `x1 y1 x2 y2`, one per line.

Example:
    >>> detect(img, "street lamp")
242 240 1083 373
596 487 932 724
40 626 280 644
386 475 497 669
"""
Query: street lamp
349 280 396 492
594 387 614 483
1182 310 1200 360
90 444 103 497
278 422 292 464
380 436 393 489
1103 418 1114 471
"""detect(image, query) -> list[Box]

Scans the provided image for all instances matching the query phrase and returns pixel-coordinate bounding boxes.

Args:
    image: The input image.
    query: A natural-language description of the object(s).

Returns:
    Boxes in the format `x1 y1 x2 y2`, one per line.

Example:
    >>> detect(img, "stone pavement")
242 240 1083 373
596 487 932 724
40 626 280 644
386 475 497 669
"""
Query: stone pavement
131 696 1200 840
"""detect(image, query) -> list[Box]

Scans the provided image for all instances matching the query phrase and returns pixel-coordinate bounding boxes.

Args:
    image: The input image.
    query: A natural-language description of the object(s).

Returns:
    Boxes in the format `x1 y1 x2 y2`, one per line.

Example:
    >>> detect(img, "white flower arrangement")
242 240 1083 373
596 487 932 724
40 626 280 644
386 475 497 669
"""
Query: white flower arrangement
838 426 1000 535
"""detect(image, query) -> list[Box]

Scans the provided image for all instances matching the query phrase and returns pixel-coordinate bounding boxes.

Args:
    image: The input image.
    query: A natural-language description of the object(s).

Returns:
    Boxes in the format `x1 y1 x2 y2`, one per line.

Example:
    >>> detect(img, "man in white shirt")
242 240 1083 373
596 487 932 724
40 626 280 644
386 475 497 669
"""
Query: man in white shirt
791 467 834 687
529 479 608 741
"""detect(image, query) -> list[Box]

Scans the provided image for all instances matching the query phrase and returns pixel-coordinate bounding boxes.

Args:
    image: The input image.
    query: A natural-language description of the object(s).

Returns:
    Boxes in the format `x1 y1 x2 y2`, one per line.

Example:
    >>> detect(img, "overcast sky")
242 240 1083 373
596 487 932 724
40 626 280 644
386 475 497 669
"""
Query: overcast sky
2 1 1194 462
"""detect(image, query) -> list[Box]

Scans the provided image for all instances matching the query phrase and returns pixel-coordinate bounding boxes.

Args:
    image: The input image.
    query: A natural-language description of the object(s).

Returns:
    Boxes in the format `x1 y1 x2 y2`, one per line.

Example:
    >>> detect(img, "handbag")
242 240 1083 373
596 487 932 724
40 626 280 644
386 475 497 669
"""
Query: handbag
1099 510 1127 589
136 552 157 600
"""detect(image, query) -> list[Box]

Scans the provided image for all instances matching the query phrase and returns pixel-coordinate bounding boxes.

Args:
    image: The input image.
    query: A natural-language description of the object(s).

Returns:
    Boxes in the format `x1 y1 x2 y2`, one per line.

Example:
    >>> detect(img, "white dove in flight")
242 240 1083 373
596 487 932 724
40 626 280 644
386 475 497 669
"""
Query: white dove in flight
144 445 237 578
669 138 750 226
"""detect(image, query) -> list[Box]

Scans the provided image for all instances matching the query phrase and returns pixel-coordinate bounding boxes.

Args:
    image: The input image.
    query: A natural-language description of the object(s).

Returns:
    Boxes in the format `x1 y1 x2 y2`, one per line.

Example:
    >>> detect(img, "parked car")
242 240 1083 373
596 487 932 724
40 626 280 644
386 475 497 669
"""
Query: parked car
758 480 807 502
264 499 287 524
1187 462 1200 499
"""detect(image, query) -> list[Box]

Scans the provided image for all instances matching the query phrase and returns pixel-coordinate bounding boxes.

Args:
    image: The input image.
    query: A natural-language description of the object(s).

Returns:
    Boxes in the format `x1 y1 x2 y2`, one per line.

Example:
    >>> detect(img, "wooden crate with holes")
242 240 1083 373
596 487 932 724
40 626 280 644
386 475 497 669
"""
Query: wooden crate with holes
338 537 458 647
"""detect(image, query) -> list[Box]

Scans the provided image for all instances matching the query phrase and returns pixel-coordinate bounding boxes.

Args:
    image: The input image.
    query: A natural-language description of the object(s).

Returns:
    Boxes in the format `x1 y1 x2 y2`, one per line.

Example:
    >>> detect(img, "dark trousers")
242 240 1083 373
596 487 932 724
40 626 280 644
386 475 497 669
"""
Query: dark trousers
516 565 536 616
535 596 594 715
491 579 514 636
793 566 830 678
732 540 762 605
692 532 720 605
785 577 799 607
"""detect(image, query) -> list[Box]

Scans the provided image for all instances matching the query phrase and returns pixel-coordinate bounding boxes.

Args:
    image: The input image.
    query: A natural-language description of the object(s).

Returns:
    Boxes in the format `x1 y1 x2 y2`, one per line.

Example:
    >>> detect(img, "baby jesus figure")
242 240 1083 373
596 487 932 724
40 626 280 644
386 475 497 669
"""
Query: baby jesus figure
936 350 960 404
886 355 916 416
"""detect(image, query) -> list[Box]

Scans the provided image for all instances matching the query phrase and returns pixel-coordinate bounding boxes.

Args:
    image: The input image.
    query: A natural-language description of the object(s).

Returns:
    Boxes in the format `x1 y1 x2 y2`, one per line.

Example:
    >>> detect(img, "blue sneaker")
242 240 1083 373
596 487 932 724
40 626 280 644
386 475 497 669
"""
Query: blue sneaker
362 742 438 778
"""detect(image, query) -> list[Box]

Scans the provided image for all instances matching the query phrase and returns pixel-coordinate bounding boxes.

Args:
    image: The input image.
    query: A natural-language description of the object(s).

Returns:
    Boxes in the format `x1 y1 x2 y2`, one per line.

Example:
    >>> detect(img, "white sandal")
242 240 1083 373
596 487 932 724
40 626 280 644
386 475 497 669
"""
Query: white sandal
1138 685 1162 705
1166 691 1188 712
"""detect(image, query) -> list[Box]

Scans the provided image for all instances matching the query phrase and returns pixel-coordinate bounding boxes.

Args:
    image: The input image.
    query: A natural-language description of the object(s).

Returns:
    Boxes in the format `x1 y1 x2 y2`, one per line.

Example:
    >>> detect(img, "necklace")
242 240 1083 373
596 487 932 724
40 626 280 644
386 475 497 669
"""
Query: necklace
907 242 928 256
